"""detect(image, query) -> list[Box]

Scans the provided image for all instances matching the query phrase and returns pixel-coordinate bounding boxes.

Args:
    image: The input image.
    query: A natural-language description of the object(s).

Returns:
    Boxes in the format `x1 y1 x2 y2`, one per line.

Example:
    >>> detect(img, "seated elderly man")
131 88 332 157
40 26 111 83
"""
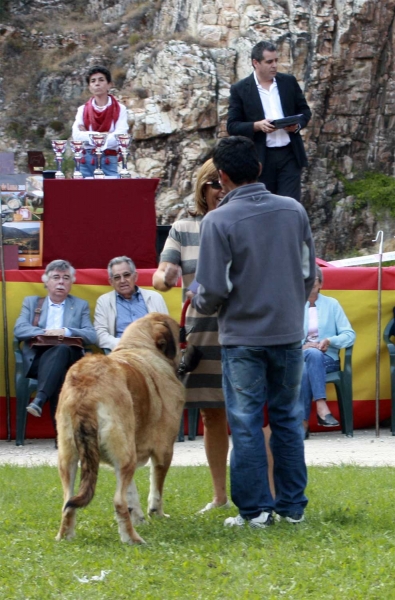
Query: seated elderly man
14 259 97 426
94 256 168 350
300 265 356 437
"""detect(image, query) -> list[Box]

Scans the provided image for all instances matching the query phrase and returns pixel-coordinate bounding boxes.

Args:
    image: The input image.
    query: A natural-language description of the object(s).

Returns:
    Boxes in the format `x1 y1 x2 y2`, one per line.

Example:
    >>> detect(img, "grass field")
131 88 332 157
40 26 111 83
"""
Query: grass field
1 464 395 599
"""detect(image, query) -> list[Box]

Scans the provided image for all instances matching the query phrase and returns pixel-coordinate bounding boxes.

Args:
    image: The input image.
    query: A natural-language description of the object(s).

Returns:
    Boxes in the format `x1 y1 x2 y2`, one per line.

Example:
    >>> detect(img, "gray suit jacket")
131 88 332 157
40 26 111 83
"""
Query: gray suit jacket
14 294 97 376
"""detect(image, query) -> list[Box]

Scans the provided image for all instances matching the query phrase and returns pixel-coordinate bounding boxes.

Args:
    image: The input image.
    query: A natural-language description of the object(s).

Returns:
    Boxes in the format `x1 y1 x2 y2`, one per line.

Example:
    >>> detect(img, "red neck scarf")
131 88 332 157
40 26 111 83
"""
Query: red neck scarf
83 94 121 132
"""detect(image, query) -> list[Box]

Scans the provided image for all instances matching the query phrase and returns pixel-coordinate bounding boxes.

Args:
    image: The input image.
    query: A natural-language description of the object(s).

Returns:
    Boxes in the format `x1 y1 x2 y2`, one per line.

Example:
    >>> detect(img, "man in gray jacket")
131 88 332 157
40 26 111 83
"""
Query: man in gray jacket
192 136 316 528
14 259 97 425
94 255 168 351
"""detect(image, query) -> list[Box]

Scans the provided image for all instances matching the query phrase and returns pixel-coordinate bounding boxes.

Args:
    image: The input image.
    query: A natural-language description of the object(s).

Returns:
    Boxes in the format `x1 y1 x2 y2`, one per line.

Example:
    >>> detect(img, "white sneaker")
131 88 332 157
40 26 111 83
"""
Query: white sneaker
224 511 274 529
249 511 274 529
224 514 245 527
198 500 231 514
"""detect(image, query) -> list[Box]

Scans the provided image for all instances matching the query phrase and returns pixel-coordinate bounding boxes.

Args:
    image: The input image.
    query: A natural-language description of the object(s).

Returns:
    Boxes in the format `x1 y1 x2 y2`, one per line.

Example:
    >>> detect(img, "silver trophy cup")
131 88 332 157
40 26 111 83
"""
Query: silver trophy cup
116 133 132 178
70 140 84 179
88 132 108 179
51 140 68 179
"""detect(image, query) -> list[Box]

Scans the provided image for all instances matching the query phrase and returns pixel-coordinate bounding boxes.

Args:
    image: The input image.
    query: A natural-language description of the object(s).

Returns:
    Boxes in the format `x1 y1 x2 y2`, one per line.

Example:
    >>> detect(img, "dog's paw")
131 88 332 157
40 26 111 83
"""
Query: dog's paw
123 534 146 545
55 531 75 541
132 514 148 526
128 507 147 526
148 508 170 518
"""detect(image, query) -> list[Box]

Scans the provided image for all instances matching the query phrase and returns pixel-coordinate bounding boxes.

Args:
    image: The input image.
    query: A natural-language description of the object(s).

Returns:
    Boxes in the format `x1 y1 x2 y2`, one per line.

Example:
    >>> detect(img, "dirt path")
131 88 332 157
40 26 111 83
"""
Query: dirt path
1 429 395 467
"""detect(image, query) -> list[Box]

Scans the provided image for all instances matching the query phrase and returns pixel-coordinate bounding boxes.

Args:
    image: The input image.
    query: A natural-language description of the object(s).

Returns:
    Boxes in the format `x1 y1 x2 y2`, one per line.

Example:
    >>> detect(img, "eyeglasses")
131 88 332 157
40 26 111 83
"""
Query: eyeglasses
111 272 133 282
206 180 222 190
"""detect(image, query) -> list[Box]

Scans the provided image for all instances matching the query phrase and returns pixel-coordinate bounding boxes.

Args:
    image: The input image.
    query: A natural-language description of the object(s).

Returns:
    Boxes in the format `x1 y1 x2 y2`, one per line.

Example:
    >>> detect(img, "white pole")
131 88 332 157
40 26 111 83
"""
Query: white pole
372 231 384 438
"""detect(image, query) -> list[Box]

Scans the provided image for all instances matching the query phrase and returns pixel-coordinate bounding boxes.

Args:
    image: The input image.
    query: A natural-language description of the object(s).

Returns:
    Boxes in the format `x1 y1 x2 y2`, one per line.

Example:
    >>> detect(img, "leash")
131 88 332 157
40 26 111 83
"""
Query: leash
177 298 191 378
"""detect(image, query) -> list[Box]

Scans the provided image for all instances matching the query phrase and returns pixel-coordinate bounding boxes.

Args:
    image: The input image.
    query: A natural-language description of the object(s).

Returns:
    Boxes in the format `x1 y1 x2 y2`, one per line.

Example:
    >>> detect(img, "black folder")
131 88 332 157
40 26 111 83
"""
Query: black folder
270 114 303 129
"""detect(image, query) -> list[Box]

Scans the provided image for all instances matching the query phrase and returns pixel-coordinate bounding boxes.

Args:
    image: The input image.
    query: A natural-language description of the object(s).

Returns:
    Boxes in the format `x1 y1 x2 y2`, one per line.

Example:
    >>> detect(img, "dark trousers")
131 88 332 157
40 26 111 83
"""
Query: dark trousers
27 345 83 425
259 145 302 202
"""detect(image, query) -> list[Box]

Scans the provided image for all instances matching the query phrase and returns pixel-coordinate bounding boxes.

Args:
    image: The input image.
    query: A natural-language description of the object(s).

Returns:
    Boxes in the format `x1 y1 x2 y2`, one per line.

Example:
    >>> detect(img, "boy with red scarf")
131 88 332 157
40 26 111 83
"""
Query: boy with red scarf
72 65 129 178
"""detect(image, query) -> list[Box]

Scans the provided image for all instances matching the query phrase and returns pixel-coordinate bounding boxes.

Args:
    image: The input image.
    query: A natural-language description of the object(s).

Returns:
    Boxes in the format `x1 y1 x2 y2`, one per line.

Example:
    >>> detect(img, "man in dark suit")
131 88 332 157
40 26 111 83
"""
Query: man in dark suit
227 40 311 202
14 259 97 427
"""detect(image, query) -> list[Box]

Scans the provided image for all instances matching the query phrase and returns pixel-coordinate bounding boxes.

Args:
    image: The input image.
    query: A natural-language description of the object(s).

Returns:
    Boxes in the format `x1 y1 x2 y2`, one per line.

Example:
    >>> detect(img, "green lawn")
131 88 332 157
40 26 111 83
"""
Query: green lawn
1 464 395 599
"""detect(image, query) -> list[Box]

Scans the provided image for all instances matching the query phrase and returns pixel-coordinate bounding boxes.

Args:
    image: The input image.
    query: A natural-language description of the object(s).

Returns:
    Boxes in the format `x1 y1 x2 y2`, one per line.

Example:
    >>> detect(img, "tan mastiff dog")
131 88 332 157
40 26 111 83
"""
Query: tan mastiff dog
55 313 185 544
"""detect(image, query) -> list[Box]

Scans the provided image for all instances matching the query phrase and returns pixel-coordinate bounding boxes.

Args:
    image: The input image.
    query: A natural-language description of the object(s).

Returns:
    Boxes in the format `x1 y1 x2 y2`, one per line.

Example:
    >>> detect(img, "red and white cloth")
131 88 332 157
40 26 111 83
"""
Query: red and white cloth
71 94 129 150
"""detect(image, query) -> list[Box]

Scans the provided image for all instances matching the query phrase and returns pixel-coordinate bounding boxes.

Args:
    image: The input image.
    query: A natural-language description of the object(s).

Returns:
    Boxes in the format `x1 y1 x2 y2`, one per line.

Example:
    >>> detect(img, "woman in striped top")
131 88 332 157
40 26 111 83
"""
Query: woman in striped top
153 159 230 514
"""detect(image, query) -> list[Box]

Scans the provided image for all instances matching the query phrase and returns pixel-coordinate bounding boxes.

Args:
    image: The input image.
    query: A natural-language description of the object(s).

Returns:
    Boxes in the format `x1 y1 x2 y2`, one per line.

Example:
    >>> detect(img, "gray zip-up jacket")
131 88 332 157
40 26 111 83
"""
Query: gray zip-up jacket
192 183 316 346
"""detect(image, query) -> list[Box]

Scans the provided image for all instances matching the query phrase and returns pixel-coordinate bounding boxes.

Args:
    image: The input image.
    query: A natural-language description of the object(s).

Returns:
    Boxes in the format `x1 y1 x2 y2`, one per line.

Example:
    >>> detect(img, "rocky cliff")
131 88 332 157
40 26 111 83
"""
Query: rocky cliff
1 0 395 258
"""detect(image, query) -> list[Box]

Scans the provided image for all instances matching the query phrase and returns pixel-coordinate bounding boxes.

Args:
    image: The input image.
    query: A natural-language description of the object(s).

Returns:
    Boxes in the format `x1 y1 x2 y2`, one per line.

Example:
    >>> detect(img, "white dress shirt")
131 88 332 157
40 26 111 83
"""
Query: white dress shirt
254 72 290 148
45 299 71 335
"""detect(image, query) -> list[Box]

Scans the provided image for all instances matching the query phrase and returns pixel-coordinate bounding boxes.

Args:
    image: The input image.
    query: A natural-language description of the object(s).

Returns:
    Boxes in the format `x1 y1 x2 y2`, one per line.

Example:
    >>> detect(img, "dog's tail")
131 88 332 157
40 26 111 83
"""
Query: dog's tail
64 421 100 511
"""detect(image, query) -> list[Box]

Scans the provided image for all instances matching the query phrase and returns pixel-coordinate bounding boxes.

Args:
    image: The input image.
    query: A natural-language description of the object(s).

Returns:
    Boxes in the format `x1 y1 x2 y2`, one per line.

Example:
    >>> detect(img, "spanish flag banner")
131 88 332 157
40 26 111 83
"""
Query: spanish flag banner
1 266 394 439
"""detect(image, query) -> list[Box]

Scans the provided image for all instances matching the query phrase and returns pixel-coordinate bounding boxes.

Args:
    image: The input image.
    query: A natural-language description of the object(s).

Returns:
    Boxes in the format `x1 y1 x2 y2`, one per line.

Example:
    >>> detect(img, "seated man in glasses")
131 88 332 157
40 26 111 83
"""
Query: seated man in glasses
94 255 169 351
14 259 97 426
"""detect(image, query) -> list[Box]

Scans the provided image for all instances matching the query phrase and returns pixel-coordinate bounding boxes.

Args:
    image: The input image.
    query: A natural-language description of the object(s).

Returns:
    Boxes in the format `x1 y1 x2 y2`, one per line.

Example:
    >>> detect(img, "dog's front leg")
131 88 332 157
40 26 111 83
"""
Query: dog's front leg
126 478 146 525
148 453 172 518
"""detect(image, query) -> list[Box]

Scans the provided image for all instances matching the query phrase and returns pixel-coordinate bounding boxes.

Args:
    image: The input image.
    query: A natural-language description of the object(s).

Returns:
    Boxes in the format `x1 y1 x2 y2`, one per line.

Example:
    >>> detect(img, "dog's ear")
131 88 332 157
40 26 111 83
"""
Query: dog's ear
154 321 177 360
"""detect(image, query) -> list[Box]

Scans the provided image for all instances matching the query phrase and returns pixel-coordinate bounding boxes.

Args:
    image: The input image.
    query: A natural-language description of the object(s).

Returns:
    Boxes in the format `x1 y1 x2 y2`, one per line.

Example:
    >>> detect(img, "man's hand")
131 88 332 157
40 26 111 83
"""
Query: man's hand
254 119 276 134
284 124 299 133
44 328 65 336
78 125 87 131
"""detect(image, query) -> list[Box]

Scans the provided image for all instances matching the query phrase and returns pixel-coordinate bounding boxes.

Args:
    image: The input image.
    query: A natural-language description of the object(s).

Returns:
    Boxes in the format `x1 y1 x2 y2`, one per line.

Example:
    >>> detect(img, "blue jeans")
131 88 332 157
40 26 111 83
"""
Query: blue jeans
222 343 308 520
80 151 119 178
300 348 340 420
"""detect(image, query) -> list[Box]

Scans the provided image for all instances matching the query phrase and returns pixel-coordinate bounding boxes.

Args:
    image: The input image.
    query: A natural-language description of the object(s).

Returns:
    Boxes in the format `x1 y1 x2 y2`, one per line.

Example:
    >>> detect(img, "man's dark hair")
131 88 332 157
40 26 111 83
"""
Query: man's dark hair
86 65 112 85
251 41 277 63
212 136 260 185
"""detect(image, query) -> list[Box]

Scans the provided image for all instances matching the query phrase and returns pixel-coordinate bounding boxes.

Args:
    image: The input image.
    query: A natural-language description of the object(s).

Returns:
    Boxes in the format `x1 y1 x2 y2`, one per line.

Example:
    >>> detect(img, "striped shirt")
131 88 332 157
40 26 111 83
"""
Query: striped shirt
160 216 223 406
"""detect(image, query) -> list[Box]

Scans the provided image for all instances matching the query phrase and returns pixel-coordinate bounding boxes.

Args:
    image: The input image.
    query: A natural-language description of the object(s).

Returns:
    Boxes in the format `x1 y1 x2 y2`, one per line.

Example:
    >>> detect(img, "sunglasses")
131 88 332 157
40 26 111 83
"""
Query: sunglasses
206 180 222 190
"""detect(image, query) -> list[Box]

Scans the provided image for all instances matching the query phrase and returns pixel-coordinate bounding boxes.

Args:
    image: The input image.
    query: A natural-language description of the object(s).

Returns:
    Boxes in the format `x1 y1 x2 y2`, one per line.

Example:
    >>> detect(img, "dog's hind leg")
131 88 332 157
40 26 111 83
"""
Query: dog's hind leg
56 449 79 541
148 451 173 518
126 479 146 525
114 462 146 544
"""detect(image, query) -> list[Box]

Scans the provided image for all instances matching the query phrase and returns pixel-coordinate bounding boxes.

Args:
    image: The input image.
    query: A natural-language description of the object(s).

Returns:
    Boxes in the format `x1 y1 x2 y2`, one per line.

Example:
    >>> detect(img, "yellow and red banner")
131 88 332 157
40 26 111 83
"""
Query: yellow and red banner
0 266 394 439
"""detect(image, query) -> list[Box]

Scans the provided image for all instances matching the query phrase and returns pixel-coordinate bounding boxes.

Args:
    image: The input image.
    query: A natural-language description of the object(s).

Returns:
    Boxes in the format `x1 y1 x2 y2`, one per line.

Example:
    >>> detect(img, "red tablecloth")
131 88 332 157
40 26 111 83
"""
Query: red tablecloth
43 179 159 268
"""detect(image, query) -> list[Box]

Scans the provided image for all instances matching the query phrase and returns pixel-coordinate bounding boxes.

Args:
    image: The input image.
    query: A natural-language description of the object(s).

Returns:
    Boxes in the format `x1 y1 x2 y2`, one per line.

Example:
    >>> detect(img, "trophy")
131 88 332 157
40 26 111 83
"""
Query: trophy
116 133 132 178
70 140 84 179
51 140 68 179
88 132 108 179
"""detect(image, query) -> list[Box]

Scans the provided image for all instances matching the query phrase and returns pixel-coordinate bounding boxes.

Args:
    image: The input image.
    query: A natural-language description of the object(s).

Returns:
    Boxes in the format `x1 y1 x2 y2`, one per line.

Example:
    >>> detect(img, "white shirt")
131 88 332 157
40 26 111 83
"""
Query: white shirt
254 72 290 148
45 298 71 336
306 306 319 342
71 96 129 150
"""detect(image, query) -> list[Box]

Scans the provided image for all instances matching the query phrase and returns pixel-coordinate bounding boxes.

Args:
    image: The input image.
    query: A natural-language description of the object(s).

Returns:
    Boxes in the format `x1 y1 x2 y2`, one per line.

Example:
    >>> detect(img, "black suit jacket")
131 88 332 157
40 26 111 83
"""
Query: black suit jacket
227 72 311 169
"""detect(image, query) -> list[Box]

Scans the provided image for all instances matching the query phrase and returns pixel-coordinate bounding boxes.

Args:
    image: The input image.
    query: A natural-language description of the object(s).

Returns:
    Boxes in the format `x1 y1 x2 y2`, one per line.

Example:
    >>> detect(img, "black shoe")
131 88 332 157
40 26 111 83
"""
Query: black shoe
317 413 339 427
284 513 305 524
275 513 305 524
